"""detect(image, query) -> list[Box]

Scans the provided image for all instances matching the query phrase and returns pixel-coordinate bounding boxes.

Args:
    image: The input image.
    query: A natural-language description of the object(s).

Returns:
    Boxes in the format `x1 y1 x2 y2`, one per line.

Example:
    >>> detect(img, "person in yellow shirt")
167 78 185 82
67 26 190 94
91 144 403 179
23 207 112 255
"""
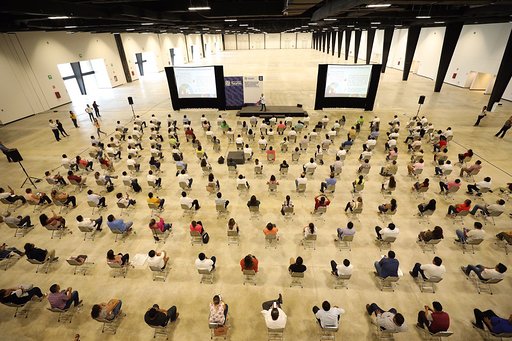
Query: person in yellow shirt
69 111 79 128
147 192 165 209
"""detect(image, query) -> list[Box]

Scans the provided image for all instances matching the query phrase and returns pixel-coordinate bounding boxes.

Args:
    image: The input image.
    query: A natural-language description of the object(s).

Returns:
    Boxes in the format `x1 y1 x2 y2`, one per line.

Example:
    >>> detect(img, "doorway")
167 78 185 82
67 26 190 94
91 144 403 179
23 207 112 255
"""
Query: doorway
57 60 109 99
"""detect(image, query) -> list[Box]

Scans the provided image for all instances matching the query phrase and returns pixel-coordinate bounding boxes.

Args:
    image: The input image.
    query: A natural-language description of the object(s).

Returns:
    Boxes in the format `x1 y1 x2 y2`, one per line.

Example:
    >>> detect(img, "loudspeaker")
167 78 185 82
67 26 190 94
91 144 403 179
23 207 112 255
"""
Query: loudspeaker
418 95 425 105
128 97 134 105
6 149 23 163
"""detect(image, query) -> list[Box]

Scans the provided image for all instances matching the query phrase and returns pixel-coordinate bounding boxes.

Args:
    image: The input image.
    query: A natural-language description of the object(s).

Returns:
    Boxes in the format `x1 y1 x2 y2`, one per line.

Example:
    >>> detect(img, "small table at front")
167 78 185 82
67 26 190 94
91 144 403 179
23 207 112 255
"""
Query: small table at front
226 151 245 165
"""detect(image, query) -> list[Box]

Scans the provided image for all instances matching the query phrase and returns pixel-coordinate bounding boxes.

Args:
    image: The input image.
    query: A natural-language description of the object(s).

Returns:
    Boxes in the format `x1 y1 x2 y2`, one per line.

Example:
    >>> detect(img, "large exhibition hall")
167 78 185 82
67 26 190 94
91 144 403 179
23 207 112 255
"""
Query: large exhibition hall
0 1 511 340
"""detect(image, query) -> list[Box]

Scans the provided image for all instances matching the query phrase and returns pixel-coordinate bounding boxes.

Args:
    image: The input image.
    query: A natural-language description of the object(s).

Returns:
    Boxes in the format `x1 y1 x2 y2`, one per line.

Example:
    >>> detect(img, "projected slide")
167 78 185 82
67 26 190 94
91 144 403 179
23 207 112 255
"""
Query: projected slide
174 66 217 98
324 65 372 98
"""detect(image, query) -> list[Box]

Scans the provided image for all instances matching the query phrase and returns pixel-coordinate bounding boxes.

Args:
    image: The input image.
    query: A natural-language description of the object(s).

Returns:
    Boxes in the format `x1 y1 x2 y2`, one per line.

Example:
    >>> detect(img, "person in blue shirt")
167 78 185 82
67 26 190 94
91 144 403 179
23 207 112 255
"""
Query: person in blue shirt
107 214 134 234
341 138 353 148
473 309 512 334
374 250 399 278
320 173 337 193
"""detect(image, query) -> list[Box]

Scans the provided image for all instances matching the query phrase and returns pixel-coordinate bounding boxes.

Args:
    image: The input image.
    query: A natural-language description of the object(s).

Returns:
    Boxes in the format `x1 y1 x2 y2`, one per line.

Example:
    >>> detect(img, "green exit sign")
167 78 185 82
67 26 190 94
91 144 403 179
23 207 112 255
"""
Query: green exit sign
48 75 52 80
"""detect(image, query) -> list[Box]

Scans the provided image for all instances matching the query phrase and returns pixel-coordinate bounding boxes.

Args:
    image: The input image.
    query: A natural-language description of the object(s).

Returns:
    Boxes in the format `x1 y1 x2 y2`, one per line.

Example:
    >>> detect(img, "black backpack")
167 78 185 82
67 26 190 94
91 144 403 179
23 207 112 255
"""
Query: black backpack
218 156 225 164
132 180 142 193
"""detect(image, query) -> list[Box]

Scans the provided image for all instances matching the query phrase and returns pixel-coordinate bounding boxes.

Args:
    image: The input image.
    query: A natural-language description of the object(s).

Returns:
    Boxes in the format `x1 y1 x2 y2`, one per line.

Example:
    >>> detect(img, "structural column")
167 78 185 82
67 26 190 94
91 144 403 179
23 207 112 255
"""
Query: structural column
331 31 336 56
366 28 376 64
487 28 512 110
344 30 352 61
354 30 362 63
322 32 326 52
434 23 463 92
114 33 132 83
326 32 331 54
402 26 421 81
381 27 394 73
337 29 344 58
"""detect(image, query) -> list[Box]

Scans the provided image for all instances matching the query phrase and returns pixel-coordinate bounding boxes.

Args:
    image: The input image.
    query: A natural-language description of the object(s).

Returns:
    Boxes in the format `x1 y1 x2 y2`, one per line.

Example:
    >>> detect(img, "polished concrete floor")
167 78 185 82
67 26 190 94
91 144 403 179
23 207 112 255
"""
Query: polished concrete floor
0 49 511 341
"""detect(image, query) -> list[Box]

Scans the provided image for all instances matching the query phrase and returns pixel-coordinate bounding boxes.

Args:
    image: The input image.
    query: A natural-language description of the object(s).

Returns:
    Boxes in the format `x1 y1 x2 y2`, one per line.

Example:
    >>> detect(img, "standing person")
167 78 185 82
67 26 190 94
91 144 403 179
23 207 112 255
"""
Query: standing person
474 106 487 126
69 111 79 128
93 118 107 139
495 115 512 138
49 119 60 141
259 94 266 112
92 101 101 117
85 104 94 122
0 141 15 162
56 120 69 137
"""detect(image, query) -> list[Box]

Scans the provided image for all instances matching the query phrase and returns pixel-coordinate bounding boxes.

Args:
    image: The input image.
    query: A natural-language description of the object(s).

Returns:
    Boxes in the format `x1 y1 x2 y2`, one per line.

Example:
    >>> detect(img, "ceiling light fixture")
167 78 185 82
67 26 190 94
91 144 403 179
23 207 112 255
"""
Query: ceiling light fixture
308 23 318 25
224 19 237 22
347 25 355 27
324 18 337 21
48 16 70 20
371 26 378 29
395 24 403 27
434 21 445 24
188 6 211 10
366 4 391 8
370 22 381 24
64 25 77 29
416 15 431 19
141 23 154 26
126 28 135 31
239 24 248 26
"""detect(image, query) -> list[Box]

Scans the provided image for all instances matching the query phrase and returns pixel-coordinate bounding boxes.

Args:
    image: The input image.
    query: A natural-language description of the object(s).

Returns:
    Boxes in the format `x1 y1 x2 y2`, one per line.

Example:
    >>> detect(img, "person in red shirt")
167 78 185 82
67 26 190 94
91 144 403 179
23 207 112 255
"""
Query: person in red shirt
447 199 471 215
417 301 450 333
190 220 204 234
266 146 276 160
240 254 259 273
314 194 331 211
263 222 278 235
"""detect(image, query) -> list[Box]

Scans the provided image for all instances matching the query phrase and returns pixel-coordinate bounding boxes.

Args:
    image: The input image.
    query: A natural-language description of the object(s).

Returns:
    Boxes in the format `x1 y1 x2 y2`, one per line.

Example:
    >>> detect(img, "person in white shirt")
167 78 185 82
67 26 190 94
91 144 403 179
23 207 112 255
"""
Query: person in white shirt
303 158 318 173
455 222 484 244
147 170 161 188
76 215 103 232
410 256 446 280
295 173 307 189
313 301 345 328
300 136 309 151
261 294 287 330
236 174 250 189
330 259 353 277
177 170 192 188
243 144 253 161
435 160 453 176
180 191 200 210
336 148 347 159
470 199 505 216
303 116 310 127
386 138 397 151
235 135 244 149
126 155 140 172
49 119 61 141
87 189 106 207
467 177 492 195
371 116 380 130
462 263 507 281
363 138 377 151
366 303 407 333
195 252 215 271
62 154 78 171
258 136 268 150
105 144 121 159
285 116 293 126
259 94 266 112
321 116 330 129
147 250 169 270
287 128 297 138
375 223 399 240
330 156 343 174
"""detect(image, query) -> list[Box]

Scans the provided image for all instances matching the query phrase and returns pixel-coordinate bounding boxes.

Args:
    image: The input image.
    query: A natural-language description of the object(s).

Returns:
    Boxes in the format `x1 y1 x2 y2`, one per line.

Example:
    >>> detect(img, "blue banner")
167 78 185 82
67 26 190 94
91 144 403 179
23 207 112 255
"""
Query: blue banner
224 76 244 108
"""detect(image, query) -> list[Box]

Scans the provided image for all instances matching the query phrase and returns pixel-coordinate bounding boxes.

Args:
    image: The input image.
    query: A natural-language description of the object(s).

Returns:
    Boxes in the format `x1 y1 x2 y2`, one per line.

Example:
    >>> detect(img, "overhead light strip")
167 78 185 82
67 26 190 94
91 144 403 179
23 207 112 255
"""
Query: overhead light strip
366 4 391 8
48 16 70 20
188 6 211 10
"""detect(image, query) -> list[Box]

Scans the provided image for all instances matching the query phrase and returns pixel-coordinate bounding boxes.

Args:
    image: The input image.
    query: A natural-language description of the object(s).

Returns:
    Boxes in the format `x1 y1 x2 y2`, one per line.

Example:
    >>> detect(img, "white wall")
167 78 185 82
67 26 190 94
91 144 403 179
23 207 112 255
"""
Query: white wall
445 23 511 87
297 33 312 49
224 35 236 50
158 33 188 66
237 34 249 50
415 27 445 80
265 33 280 49
250 34 264 49
281 33 296 49
388 28 408 70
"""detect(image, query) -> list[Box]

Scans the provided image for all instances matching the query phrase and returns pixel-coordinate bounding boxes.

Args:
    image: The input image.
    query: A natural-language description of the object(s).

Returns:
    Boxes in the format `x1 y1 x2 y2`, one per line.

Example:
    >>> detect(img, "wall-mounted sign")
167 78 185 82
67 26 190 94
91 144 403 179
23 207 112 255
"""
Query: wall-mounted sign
48 75 52 80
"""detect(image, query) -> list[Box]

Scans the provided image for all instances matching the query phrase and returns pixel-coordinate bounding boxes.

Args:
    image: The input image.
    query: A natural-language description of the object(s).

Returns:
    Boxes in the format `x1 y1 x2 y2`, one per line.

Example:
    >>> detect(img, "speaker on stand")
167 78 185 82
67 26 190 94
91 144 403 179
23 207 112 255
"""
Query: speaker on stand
415 95 425 119
128 97 135 119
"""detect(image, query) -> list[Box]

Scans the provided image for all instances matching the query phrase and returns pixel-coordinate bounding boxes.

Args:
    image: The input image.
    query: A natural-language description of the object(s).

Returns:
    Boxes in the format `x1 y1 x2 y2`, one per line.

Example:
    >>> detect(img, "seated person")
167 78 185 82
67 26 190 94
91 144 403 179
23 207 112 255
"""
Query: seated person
50 189 77 208
496 231 512 244
148 192 165 209
378 199 397 214
0 186 27 204
314 194 331 212
344 197 363 213
381 175 397 192
470 199 505 216
417 301 450 333
0 243 25 260
448 199 472 215
39 211 66 230
106 214 134 234
2 213 33 228
458 149 473 163
374 250 399 278
462 263 507 281
76 156 94 171
106 249 129 266
0 284 45 305
209 295 228 325
237 174 250 189
147 170 162 188
467 177 492 195
263 222 278 236
24 188 52 205
24 243 58 263
177 169 193 188
459 160 482 177
313 300 344 328
215 192 229 209
280 195 293 215
409 256 446 280
380 161 398 176
126 155 140 171
91 299 123 321
357 159 371 174
352 175 365 192
94 172 116 187
335 222 356 241
87 189 106 208
190 220 205 235
417 199 436 214
180 191 200 210
330 259 353 277
418 226 444 242
147 250 169 270
366 303 407 332
439 178 461 193
295 173 307 190
149 215 172 235
144 303 179 327
407 159 425 175
303 223 317 239
455 221 484 244
320 173 337 193
434 160 453 175
116 192 136 207
261 294 286 329
247 195 261 209
288 256 307 273
266 146 276 159
76 215 103 232
375 223 399 241
240 254 259 272
196 252 216 272
48 283 82 310
412 178 429 192
303 158 318 173
473 309 512 333
45 171 67 185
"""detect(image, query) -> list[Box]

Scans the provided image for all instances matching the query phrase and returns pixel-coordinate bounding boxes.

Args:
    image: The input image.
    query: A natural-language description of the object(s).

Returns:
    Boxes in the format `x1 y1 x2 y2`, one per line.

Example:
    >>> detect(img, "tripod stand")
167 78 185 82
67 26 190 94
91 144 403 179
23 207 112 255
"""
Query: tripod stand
19 161 41 189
